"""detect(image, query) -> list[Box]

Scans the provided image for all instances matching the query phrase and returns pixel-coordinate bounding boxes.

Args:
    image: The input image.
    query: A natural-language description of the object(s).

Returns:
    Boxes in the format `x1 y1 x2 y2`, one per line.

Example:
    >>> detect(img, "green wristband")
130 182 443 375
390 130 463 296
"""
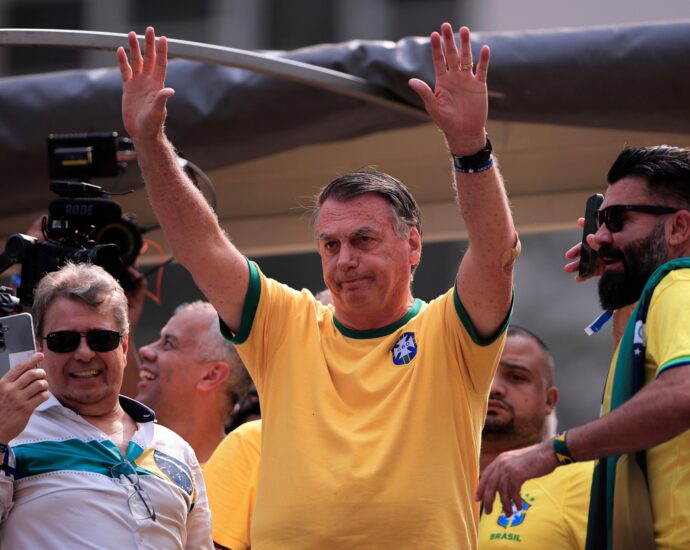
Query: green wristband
552 431 574 466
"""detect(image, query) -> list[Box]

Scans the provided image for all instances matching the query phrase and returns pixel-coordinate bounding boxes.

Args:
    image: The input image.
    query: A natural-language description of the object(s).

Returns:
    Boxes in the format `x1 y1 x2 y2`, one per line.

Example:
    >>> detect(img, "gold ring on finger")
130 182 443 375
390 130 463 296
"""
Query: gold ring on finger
460 62 473 71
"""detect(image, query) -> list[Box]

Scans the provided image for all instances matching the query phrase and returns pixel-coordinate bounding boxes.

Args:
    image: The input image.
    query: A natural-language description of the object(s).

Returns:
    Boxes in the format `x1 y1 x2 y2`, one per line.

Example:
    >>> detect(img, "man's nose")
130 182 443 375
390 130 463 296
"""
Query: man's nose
591 223 612 250
337 244 358 269
489 378 506 397
139 344 155 361
73 336 95 360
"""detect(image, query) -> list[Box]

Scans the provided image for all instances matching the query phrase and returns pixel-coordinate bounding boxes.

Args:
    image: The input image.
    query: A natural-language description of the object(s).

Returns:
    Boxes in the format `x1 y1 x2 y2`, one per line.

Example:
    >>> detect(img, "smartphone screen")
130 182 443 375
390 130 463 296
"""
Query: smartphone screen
578 193 604 278
0 312 37 377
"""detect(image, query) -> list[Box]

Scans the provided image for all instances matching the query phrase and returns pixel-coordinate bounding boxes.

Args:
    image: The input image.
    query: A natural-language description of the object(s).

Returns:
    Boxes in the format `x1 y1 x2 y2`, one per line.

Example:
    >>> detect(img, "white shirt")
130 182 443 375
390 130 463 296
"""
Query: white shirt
0 394 212 549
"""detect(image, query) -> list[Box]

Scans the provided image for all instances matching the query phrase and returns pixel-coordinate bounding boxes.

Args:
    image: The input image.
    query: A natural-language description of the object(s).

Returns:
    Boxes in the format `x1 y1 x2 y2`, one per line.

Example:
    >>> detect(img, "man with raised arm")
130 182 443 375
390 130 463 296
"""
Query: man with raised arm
118 23 518 549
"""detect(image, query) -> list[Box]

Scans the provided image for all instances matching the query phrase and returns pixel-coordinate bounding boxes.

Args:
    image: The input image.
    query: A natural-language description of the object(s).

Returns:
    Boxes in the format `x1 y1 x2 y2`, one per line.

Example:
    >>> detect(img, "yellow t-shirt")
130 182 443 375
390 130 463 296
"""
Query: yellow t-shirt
603 269 690 548
224 261 509 549
479 461 593 549
204 420 262 550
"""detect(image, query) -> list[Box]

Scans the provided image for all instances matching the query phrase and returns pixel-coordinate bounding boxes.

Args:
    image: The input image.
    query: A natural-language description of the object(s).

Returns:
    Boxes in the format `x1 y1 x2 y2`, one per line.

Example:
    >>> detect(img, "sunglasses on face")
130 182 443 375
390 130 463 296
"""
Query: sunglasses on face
595 204 679 233
42 330 123 353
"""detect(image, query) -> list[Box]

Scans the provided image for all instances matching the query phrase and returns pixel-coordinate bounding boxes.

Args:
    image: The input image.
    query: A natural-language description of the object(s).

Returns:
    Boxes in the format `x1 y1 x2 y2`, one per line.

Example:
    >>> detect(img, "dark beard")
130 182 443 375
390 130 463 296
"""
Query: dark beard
598 223 668 310
482 417 514 439
482 395 514 438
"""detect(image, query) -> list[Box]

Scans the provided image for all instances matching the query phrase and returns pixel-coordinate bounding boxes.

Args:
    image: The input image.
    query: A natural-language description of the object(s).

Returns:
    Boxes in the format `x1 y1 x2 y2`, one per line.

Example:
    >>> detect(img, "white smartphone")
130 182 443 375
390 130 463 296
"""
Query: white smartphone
0 313 37 377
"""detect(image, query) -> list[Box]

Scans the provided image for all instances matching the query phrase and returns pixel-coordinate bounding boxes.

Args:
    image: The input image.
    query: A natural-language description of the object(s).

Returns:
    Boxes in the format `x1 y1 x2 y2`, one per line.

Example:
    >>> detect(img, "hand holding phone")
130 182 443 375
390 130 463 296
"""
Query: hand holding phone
578 193 604 278
0 313 37 378
0 313 47 443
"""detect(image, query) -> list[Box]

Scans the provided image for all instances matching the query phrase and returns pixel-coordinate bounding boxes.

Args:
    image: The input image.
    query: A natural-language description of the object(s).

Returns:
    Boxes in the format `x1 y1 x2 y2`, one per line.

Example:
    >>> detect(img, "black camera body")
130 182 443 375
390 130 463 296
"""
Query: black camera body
4 232 122 305
0 133 144 308
46 181 143 269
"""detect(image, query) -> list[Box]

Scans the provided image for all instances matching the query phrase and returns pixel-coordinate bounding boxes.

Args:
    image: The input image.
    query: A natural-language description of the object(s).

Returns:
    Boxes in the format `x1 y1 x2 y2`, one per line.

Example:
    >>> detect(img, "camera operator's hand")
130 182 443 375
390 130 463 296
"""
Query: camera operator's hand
0 354 49 444
117 27 175 142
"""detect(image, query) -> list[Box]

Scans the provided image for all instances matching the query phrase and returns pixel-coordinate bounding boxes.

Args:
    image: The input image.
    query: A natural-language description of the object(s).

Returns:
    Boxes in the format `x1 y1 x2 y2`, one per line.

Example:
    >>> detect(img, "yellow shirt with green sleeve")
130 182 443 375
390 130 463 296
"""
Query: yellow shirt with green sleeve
221 260 510 549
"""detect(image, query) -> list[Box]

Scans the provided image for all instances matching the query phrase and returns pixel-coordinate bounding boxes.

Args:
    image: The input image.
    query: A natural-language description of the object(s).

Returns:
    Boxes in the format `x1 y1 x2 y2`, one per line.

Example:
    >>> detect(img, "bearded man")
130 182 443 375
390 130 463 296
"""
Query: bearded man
477 146 690 550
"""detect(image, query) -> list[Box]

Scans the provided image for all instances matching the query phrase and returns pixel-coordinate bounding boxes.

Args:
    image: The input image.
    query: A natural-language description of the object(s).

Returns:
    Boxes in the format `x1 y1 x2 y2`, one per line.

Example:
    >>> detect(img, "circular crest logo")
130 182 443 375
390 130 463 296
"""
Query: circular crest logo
391 332 417 365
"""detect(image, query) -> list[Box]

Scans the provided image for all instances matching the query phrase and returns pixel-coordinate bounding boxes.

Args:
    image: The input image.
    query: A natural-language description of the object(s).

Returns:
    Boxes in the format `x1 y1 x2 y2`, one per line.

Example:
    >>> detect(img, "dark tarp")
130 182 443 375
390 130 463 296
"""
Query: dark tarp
1 20 690 219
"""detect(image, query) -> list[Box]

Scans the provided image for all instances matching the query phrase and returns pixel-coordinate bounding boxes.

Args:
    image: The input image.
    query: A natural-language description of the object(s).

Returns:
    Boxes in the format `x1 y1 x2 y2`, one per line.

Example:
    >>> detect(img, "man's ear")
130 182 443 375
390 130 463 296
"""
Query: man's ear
545 386 559 414
120 334 129 360
408 227 422 266
668 210 690 247
197 362 230 392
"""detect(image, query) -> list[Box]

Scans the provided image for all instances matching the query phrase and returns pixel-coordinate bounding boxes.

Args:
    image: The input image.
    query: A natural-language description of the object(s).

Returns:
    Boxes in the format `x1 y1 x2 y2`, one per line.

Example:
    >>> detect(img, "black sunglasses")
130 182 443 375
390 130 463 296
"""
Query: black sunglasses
595 204 679 233
42 330 123 353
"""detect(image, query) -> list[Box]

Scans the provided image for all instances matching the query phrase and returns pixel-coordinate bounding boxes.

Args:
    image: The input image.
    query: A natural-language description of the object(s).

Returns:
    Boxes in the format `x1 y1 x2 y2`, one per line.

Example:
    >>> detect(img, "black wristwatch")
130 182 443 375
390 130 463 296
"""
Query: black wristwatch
451 134 493 173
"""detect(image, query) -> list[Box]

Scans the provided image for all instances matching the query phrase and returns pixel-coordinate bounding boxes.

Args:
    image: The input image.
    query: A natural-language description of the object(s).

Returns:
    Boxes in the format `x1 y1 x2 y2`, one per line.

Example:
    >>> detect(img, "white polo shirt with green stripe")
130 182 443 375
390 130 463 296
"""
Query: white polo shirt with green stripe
0 394 212 549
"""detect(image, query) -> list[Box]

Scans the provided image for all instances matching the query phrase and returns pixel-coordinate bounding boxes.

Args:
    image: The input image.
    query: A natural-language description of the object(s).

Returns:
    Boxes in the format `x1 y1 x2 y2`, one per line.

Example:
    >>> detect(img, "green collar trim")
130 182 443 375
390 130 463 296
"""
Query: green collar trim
333 299 423 339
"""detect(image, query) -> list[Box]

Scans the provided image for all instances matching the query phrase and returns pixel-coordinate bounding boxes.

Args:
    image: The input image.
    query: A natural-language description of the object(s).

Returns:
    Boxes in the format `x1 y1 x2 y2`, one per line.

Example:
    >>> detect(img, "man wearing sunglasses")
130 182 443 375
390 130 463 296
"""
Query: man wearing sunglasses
477 146 690 549
118 23 518 549
0 263 213 549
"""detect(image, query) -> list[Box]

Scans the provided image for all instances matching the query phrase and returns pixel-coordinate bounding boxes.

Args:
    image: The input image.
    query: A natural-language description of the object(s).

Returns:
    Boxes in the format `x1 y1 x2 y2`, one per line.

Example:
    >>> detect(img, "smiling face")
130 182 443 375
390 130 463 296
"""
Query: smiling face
37 296 128 417
483 334 557 451
594 177 673 310
316 193 421 330
136 308 215 424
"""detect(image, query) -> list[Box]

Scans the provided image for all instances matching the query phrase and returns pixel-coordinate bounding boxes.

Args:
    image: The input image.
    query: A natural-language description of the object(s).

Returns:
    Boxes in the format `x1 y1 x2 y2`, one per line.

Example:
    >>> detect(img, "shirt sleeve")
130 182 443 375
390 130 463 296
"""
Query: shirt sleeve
0 446 15 523
646 275 690 377
436 285 511 395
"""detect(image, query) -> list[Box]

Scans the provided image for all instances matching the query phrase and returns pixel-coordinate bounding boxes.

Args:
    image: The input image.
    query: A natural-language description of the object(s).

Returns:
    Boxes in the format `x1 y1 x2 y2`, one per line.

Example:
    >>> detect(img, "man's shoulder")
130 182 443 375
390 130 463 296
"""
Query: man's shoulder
530 461 594 495
648 268 690 318
150 422 193 450
231 419 262 439
216 420 262 456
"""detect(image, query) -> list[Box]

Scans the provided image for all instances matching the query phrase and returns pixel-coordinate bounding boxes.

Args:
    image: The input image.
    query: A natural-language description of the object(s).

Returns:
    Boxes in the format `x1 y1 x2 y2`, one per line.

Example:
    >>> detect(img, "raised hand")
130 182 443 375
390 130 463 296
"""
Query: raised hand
0 354 49 444
409 23 490 155
117 27 175 142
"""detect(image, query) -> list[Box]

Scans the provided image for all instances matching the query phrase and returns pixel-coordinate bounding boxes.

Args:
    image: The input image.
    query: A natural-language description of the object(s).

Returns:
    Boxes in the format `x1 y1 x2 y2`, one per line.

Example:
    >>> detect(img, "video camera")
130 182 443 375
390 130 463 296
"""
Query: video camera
0 132 145 308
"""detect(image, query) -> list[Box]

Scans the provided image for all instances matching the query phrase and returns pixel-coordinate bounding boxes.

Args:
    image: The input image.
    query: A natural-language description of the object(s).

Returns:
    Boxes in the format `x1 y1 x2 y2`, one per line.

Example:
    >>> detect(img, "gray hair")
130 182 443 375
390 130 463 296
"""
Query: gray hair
173 301 252 415
313 168 422 237
312 168 422 272
33 262 129 338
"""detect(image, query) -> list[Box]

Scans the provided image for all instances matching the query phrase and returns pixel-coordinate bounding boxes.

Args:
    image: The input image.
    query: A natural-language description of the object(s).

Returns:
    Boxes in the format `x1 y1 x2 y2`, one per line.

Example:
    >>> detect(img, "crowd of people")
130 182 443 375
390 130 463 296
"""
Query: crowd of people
0 20 688 550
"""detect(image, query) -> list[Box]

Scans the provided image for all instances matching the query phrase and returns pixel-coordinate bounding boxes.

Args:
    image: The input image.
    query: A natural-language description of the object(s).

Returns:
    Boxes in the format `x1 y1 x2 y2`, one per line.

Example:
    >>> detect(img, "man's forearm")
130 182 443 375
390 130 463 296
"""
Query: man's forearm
448 132 515 264
568 366 690 461
454 162 515 257
133 134 226 267
451 147 516 339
